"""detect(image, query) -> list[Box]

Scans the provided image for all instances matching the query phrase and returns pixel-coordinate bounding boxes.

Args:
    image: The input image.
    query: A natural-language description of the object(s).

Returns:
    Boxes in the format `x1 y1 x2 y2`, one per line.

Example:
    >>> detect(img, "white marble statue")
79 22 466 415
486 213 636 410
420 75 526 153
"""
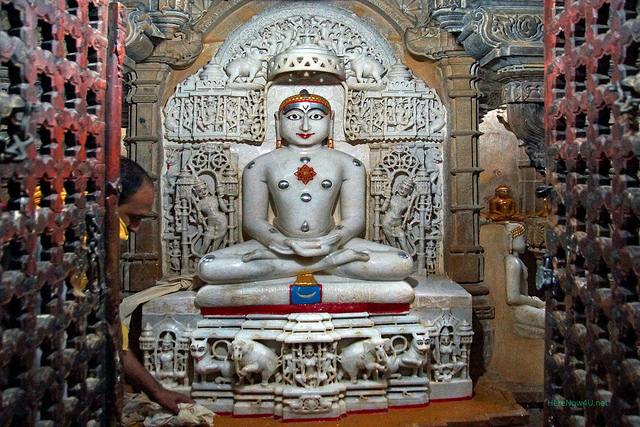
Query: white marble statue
504 222 545 338
197 90 415 284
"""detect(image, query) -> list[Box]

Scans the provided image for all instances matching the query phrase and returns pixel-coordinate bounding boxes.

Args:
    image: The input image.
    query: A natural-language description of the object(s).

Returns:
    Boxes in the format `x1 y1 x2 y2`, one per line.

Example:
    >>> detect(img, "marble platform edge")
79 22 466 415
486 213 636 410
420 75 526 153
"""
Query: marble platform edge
141 275 472 314
411 275 472 310
194 278 415 307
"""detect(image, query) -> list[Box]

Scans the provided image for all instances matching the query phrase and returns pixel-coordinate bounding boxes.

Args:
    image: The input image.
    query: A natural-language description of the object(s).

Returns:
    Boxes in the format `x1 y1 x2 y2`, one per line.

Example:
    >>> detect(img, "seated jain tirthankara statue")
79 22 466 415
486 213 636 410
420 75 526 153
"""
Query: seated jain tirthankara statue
197 90 414 285
142 91 473 420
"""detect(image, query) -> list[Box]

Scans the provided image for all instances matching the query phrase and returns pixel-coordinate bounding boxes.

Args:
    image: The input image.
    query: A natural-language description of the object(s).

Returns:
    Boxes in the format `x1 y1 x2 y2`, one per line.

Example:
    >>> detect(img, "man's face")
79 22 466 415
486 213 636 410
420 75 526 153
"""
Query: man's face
119 182 154 234
279 103 330 148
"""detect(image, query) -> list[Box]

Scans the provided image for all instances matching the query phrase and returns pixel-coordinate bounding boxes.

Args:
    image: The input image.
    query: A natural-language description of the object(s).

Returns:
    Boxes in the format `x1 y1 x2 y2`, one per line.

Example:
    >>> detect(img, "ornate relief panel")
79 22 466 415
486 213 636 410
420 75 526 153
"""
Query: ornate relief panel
369 143 443 274
163 143 239 275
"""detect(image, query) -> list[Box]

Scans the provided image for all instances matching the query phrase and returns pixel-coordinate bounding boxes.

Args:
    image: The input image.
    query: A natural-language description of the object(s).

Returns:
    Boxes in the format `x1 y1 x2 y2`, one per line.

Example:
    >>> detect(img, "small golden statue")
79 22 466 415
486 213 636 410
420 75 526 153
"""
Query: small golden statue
482 185 526 221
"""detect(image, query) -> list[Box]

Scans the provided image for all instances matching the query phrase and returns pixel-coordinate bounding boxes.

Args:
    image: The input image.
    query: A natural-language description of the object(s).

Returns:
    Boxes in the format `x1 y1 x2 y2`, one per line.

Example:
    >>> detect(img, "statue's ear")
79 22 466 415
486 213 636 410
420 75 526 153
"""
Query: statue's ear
363 341 373 352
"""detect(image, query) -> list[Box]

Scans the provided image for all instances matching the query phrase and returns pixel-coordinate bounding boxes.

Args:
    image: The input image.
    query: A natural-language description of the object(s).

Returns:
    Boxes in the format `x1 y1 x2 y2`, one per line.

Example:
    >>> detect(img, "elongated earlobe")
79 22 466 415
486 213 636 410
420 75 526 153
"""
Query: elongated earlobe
274 112 281 149
328 111 335 148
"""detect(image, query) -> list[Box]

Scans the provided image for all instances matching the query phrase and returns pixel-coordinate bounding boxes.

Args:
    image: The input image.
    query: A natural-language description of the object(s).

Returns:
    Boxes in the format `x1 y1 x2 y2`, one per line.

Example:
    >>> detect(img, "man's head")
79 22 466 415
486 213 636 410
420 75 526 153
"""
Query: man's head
119 157 154 234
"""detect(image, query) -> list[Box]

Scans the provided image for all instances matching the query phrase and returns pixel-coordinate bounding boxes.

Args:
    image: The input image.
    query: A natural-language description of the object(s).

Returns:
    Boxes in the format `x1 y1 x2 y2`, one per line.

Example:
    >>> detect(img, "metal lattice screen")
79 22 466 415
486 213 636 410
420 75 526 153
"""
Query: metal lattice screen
545 0 640 424
0 0 123 425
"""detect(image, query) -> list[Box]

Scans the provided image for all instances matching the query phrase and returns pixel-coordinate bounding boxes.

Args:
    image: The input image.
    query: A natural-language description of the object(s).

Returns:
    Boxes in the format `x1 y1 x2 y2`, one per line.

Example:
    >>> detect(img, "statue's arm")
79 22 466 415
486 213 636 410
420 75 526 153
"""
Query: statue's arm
217 186 230 212
241 158 292 254
336 157 366 246
504 255 545 308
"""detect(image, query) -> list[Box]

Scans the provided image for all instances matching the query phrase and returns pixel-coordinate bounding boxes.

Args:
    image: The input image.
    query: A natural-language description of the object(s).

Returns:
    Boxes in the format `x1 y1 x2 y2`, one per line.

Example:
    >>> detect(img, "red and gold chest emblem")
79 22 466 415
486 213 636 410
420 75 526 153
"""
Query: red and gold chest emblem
294 164 316 185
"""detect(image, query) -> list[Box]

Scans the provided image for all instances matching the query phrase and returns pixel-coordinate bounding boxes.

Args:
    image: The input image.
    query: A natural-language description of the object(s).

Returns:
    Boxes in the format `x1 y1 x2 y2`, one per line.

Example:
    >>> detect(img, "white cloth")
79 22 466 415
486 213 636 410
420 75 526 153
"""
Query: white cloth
119 275 194 329
122 393 215 427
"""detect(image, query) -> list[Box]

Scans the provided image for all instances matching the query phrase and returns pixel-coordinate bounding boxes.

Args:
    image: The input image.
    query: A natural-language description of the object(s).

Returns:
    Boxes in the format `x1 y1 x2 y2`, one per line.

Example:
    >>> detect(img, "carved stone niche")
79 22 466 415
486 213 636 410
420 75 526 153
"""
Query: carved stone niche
160 3 447 276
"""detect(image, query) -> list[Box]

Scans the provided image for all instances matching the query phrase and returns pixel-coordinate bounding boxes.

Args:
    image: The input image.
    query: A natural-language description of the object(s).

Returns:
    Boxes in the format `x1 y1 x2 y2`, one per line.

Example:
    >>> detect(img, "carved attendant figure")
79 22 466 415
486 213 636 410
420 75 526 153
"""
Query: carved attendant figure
158 333 175 385
381 177 415 252
194 178 229 254
198 90 414 284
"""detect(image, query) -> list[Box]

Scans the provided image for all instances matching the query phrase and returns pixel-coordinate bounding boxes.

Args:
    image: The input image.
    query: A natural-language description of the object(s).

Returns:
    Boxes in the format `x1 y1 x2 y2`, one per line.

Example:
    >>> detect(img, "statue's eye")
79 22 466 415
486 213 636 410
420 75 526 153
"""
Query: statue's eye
309 112 325 120
286 113 301 120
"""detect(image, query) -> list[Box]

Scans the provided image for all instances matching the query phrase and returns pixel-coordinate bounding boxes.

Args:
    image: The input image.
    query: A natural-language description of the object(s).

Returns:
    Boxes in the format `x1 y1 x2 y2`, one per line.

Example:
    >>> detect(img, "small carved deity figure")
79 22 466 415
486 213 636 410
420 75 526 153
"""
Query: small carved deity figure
320 342 338 385
295 344 318 387
158 333 175 384
193 178 229 254
381 177 415 252
438 328 454 365
483 185 525 221
432 327 463 382
197 90 414 284
504 222 545 338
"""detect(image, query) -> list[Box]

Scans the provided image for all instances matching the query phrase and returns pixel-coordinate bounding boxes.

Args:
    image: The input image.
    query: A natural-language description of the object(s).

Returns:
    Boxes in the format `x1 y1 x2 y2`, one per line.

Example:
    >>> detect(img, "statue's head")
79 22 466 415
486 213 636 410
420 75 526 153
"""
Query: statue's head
495 185 511 198
194 178 210 197
276 89 333 148
303 343 314 358
440 327 452 345
161 332 174 351
397 177 414 196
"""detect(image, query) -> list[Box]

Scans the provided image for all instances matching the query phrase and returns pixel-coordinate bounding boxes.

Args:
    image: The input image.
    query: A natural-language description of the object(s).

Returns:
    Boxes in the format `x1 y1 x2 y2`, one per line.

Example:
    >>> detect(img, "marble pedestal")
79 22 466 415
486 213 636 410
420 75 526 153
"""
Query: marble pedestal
140 275 472 420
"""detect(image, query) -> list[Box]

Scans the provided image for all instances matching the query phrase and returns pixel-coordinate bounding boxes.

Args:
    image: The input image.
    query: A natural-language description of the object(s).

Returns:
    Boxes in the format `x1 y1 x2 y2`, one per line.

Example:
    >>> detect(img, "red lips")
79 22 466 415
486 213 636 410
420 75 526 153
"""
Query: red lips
296 133 315 139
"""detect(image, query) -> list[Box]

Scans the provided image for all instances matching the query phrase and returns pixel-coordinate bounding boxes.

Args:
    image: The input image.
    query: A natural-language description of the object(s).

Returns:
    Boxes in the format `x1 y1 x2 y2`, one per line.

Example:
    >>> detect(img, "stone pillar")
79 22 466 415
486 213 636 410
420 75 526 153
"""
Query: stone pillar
122 62 172 291
439 53 485 288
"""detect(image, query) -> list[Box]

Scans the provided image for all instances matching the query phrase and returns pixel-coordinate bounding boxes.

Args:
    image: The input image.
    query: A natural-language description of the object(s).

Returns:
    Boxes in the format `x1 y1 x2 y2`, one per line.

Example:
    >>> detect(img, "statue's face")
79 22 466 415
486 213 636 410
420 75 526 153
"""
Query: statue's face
497 188 509 198
279 103 330 148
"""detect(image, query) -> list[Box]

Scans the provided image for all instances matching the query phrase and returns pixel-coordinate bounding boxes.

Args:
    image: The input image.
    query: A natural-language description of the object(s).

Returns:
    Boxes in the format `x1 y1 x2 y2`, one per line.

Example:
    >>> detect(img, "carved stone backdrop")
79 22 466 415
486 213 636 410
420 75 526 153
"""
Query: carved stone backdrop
163 142 239 275
161 3 446 275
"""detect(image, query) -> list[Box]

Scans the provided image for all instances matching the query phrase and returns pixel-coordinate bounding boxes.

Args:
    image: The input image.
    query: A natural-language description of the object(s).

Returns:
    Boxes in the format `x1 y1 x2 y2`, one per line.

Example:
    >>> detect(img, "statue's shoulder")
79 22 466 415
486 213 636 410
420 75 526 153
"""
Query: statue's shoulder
327 148 363 165
329 149 366 174
244 151 275 172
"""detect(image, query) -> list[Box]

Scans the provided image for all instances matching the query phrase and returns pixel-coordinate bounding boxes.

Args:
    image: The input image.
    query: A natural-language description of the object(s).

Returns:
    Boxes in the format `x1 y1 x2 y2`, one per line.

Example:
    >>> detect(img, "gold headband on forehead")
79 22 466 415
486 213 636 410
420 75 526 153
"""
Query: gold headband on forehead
279 90 331 114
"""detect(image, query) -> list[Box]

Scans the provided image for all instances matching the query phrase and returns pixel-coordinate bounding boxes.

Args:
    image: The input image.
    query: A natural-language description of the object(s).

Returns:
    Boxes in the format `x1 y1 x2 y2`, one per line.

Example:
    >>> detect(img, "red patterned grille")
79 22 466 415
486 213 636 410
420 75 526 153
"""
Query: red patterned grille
545 0 640 424
0 0 123 425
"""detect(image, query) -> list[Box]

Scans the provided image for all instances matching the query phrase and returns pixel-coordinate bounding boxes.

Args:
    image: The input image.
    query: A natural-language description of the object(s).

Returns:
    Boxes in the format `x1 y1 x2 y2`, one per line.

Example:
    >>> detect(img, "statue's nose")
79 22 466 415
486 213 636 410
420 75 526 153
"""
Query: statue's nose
300 115 311 131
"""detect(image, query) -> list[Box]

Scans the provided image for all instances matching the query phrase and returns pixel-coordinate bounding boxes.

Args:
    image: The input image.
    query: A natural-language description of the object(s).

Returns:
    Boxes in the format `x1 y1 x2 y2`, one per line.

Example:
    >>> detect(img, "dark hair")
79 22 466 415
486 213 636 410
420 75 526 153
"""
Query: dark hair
119 156 152 205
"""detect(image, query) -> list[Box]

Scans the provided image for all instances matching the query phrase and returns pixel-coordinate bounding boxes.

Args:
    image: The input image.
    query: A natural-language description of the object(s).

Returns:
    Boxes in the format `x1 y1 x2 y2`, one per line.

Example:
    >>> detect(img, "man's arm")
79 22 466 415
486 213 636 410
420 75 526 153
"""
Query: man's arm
122 350 195 414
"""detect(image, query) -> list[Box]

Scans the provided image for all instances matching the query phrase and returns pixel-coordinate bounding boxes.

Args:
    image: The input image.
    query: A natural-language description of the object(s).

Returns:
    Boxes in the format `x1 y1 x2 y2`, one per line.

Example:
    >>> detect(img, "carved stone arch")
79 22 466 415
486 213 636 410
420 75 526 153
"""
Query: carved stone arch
214 2 398 74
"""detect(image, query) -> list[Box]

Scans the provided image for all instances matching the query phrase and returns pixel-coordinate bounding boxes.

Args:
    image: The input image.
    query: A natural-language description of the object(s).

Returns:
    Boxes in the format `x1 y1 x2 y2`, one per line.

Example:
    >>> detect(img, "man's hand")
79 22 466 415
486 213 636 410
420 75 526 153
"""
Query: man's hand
149 388 196 415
